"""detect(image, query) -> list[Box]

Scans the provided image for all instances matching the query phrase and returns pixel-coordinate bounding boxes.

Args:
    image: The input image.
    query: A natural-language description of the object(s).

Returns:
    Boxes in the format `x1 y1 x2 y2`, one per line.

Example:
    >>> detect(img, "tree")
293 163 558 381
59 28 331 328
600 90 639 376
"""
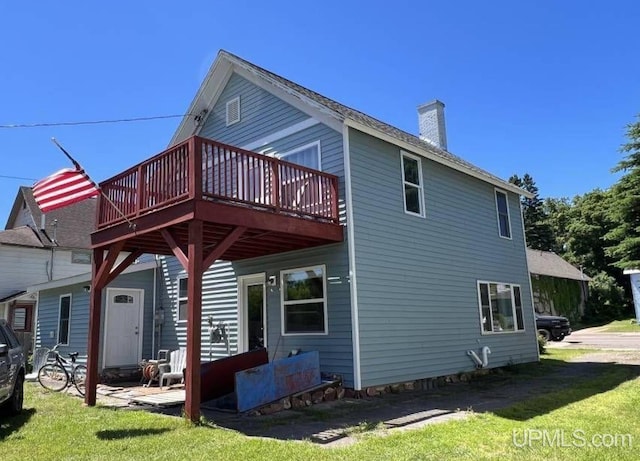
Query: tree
564 189 616 278
509 174 555 250
544 197 572 254
605 115 640 270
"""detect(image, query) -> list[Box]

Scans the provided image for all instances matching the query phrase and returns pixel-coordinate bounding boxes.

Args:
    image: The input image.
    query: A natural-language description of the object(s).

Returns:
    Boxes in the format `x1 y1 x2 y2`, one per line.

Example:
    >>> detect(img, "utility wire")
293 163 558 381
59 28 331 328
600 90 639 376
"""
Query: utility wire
0 113 191 129
0 174 37 181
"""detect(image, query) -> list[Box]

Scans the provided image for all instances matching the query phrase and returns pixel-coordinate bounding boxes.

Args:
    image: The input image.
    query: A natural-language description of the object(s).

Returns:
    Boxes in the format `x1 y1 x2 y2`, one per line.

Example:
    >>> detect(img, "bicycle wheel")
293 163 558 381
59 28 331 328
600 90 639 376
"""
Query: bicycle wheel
38 363 68 391
73 365 87 396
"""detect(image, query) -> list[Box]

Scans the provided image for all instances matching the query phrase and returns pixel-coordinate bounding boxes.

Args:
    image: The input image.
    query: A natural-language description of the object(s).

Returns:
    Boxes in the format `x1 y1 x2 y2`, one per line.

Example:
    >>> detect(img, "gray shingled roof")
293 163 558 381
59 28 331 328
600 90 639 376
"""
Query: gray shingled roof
527 249 591 281
221 51 527 196
0 226 44 247
4 186 96 249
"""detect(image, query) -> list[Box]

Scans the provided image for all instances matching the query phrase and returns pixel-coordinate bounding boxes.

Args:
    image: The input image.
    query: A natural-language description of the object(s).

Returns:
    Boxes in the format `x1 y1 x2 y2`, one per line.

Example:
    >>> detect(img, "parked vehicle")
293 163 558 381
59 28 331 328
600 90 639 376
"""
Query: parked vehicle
0 319 26 416
536 314 572 342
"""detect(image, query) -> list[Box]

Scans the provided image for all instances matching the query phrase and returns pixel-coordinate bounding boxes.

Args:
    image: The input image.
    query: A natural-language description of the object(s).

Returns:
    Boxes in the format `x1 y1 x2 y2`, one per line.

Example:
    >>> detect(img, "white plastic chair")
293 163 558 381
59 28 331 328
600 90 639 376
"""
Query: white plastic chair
158 348 187 388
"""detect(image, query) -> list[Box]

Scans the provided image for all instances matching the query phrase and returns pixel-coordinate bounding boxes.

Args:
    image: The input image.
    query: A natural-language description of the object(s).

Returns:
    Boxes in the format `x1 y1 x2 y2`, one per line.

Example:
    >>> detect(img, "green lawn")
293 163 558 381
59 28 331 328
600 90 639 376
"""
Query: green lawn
601 319 640 333
2 350 639 461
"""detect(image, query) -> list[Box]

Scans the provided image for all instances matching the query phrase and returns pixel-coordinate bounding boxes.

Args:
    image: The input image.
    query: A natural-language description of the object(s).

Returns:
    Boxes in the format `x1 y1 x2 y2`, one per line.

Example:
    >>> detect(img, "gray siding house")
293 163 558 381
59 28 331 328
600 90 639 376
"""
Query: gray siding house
27 50 538 389
154 50 539 390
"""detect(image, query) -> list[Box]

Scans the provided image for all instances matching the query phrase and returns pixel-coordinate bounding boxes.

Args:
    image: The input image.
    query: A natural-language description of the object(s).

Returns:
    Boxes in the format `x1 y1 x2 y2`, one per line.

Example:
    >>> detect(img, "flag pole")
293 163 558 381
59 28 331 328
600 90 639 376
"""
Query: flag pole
50 138 136 229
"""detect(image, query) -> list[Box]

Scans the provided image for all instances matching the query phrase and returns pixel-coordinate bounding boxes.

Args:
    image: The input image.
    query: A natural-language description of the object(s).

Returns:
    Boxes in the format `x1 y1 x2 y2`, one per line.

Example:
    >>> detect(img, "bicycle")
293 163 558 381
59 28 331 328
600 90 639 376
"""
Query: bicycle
37 344 87 396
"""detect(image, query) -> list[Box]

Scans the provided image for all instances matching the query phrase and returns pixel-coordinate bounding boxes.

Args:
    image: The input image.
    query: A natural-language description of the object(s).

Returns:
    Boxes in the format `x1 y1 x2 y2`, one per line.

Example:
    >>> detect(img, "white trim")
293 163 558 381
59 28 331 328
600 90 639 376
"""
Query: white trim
226 96 241 126
343 124 362 390
476 280 525 335
176 275 188 322
237 273 267 353
169 51 531 198
231 60 344 133
494 188 513 240
400 150 425 218
241 118 320 152
280 264 328 336
279 140 322 170
102 288 145 369
344 119 532 198
27 261 156 292
169 58 234 146
57 293 72 346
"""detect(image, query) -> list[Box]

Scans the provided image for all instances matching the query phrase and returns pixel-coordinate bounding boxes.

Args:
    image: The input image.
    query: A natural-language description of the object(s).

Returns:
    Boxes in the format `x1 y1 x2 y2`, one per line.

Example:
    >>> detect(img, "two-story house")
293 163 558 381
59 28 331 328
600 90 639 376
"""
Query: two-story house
31 50 537 420
0 187 96 349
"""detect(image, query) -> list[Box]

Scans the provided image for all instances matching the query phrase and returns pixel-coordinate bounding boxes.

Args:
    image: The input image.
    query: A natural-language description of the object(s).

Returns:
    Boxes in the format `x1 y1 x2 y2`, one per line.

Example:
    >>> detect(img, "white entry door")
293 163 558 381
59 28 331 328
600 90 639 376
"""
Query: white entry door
104 288 144 367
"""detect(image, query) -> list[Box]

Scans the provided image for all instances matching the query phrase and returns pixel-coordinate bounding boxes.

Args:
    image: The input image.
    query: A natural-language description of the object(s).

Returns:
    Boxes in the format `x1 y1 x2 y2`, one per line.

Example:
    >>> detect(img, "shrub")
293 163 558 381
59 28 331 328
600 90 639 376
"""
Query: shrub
538 334 547 354
584 271 628 322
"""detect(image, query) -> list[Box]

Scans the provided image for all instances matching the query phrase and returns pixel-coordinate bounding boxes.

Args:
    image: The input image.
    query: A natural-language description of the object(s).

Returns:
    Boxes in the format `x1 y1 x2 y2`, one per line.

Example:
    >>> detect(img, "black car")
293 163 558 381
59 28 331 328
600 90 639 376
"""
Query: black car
0 319 26 416
535 314 571 342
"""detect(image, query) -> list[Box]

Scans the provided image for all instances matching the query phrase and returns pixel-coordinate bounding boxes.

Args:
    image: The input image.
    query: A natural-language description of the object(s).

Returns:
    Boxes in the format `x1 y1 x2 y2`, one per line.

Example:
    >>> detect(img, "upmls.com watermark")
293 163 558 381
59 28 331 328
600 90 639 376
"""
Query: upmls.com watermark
513 429 633 448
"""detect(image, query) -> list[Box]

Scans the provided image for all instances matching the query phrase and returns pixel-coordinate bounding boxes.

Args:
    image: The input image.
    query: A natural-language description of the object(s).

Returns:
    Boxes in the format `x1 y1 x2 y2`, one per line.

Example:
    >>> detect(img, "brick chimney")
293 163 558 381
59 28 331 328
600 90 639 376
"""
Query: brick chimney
417 100 447 150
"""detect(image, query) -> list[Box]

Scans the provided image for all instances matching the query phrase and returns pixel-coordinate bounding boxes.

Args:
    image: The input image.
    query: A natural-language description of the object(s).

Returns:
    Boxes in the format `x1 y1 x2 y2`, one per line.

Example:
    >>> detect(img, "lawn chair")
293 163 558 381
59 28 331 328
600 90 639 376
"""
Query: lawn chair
158 348 187 388
25 347 50 381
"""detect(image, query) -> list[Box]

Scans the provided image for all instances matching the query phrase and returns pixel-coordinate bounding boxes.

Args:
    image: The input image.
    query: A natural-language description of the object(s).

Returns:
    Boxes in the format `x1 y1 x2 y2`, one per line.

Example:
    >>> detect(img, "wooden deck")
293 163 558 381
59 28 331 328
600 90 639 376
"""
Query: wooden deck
91 136 343 256
85 136 343 423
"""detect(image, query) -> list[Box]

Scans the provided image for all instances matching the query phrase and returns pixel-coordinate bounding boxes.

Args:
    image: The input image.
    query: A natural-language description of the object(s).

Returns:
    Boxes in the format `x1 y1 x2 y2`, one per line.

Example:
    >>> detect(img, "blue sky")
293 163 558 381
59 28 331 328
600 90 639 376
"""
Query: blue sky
1 1 638 226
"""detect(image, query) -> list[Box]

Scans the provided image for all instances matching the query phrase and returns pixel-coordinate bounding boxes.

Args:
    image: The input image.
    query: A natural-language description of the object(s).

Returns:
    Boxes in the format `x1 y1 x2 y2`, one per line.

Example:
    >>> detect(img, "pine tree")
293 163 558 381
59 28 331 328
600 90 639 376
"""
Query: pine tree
605 115 640 269
509 174 555 250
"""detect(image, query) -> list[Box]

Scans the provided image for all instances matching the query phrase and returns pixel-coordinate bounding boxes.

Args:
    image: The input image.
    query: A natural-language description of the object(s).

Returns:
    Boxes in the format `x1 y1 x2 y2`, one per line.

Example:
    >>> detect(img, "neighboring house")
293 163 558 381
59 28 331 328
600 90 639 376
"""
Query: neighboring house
527 248 591 321
0 187 96 350
28 260 157 373
31 51 540 419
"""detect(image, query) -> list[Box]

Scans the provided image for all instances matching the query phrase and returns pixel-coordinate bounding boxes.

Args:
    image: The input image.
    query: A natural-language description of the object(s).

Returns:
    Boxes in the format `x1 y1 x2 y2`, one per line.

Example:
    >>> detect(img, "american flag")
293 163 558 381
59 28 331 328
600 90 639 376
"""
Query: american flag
32 167 99 213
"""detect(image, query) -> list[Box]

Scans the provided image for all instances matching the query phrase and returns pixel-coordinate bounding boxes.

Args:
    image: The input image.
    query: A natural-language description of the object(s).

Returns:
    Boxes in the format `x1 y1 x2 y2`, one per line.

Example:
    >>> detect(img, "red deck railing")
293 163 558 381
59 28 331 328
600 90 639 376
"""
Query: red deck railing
97 136 340 229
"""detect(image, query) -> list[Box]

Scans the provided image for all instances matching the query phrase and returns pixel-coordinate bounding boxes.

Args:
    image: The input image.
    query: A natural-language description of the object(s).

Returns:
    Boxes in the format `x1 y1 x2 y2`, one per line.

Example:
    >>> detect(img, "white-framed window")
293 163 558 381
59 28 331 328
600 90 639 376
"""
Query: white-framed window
177 276 188 322
281 265 327 335
495 189 512 239
58 294 72 345
401 151 424 217
279 141 321 170
71 250 91 264
477 281 525 334
226 96 241 126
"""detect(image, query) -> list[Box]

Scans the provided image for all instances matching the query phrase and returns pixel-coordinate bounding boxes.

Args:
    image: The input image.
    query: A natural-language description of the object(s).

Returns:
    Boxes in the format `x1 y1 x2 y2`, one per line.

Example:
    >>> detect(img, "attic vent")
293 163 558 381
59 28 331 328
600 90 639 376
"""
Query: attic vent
226 96 240 126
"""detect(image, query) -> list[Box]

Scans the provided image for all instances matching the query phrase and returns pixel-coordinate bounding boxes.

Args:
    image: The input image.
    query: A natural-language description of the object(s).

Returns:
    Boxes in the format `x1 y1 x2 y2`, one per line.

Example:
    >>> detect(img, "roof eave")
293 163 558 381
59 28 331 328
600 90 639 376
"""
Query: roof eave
343 119 533 198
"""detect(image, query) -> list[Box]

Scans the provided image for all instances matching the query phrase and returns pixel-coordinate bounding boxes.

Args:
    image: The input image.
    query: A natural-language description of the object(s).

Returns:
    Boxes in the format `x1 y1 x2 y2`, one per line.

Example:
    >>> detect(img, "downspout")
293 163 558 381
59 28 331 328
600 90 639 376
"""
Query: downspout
342 123 362 391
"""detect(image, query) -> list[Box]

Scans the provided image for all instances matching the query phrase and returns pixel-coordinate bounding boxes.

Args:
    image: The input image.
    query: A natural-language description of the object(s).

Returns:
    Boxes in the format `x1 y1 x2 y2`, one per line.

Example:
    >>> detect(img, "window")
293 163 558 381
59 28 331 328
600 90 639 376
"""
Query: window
58 294 72 345
71 250 92 264
114 295 134 304
226 96 241 126
495 190 512 239
177 277 188 321
10 305 32 332
281 265 327 335
477 281 525 334
401 152 424 217
279 141 321 170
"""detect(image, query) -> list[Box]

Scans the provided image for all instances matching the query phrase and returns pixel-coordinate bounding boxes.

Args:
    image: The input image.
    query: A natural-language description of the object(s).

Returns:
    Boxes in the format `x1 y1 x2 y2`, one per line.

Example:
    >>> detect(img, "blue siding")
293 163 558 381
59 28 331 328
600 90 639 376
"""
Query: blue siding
35 269 155 369
348 128 538 387
232 243 353 385
199 72 309 147
158 72 353 384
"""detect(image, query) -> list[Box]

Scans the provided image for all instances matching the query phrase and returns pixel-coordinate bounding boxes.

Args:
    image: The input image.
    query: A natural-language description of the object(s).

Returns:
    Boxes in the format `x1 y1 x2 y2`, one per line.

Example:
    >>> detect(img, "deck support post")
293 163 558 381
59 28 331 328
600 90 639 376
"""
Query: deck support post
85 248 106 406
185 219 204 422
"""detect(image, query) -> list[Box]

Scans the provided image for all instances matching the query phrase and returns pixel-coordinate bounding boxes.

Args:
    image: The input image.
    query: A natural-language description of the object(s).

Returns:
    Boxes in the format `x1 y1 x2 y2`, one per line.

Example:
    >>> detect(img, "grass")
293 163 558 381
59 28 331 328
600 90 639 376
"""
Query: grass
601 319 640 333
2 349 639 461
